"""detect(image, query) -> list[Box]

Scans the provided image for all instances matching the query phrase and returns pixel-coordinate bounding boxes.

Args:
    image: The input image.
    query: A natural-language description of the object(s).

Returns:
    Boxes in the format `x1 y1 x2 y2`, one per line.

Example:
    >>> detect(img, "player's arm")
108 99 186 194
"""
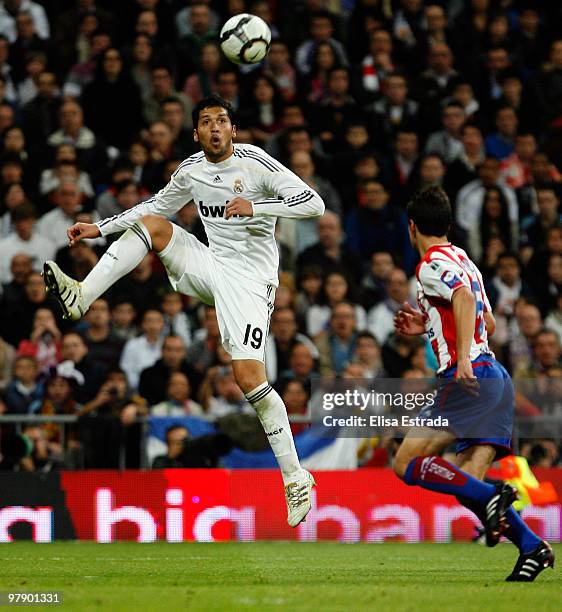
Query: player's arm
452 287 478 385
484 310 496 337
67 169 193 245
225 153 325 220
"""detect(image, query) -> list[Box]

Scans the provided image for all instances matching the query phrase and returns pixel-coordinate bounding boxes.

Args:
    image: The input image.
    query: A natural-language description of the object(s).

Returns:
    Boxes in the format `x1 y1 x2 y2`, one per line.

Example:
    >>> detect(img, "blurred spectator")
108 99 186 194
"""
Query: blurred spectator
521 185 561 250
538 39 562 124
161 97 197 157
39 144 95 199
296 211 361 284
16 307 61 372
288 149 341 253
486 253 534 318
367 268 412 345
365 72 418 146
62 29 111 98
35 178 83 249
361 251 394 309
109 253 170 312
263 39 297 102
203 365 252 418
315 301 359 376
0 334 14 389
353 331 386 378
183 40 221 105
0 0 50 43
504 302 544 375
0 204 56 283
518 330 562 377
110 300 137 342
82 47 144 149
455 157 518 238
4 355 40 414
546 294 562 347
151 371 203 417
120 308 164 390
485 106 518 160
382 332 425 378
345 179 416 273
1 271 58 348
151 424 187 468
21 70 60 148
0 182 27 237
161 291 191 346
295 10 347 75
467 187 516 263
425 101 465 164
139 334 198 406
174 0 220 40
152 423 232 469
80 298 123 366
129 33 153 97
143 64 193 129
1 252 31 307
187 305 220 374
265 307 317 384
60 331 106 404
416 42 460 124
79 368 146 468
176 1 217 77
280 378 309 435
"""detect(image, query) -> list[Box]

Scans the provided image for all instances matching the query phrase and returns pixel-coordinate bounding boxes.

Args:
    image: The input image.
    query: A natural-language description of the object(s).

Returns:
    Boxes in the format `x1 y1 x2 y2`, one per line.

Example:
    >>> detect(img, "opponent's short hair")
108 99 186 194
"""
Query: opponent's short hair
192 95 236 127
407 185 452 237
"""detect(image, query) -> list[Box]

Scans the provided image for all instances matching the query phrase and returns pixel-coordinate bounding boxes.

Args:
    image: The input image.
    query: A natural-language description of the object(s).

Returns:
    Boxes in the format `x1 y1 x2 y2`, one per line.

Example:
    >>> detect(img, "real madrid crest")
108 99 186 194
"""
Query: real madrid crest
233 178 243 194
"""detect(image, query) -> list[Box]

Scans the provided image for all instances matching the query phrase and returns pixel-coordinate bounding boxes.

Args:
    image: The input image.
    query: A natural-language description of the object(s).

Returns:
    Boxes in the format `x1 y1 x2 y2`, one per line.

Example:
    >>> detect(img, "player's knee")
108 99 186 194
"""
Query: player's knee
235 371 262 395
140 215 172 250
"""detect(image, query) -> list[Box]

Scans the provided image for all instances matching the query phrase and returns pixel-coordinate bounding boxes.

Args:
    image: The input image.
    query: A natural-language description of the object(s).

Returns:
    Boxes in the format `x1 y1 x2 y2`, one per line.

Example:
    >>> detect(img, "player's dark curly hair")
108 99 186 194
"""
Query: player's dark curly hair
406 185 452 237
192 95 236 127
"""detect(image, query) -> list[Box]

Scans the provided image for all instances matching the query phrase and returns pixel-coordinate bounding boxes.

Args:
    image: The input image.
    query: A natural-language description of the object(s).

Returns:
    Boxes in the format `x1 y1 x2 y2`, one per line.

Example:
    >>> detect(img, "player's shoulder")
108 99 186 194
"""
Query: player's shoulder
233 143 284 173
172 151 205 177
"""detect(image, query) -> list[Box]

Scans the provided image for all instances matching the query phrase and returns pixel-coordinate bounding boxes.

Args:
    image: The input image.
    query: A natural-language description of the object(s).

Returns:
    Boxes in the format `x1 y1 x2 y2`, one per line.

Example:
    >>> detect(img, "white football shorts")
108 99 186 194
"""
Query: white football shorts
158 223 275 361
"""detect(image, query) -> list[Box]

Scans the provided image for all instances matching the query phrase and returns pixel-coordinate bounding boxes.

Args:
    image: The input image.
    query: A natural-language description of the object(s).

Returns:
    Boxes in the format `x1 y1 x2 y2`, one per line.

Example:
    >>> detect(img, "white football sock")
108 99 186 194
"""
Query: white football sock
246 382 303 485
82 221 152 307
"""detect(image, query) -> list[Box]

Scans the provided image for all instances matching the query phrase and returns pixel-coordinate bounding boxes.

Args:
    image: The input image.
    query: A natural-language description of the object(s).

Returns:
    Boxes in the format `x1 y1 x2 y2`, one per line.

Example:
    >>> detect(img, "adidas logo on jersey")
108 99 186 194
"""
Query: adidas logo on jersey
213 175 222 183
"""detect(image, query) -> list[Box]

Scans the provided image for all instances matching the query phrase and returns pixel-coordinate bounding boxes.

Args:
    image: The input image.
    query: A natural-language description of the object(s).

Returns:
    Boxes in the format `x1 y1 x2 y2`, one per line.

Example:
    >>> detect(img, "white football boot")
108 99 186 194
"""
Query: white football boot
285 470 316 527
43 261 87 320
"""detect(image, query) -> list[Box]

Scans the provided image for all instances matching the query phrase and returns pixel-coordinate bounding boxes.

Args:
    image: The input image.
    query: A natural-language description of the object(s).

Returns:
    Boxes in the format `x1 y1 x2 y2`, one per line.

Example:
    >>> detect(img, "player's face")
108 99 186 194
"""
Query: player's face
194 107 236 162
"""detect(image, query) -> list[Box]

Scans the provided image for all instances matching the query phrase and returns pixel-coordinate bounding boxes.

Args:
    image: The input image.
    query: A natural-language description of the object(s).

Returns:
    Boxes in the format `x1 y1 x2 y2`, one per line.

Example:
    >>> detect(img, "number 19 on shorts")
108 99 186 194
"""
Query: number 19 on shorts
243 324 263 349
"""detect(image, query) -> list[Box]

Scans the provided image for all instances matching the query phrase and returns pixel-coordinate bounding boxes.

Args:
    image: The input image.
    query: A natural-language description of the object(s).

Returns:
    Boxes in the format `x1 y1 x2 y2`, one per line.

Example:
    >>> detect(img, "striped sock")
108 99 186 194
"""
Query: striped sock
82 221 152 307
246 382 303 485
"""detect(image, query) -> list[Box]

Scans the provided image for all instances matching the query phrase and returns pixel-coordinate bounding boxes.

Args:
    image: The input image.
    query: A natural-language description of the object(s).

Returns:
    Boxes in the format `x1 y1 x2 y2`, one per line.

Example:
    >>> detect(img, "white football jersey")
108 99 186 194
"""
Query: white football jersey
96 144 325 285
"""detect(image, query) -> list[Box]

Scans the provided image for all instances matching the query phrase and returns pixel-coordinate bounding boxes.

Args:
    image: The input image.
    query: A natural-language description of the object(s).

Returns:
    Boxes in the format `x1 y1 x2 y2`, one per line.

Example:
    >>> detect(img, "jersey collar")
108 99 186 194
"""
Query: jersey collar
415 242 452 279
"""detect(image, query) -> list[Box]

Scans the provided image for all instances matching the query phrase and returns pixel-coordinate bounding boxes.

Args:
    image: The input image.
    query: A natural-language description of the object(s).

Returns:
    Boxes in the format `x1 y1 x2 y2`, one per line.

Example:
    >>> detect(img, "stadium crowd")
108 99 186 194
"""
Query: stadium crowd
0 0 561 472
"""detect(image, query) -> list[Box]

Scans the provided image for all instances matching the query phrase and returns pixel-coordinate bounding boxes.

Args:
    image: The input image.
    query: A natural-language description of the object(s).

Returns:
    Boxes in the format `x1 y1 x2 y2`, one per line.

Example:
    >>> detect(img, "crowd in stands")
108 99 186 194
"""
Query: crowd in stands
0 0 561 471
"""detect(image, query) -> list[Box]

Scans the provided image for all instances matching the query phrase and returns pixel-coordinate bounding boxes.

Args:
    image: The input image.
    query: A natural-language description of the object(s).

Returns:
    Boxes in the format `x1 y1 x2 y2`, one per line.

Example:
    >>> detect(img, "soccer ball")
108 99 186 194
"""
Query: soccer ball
220 13 271 65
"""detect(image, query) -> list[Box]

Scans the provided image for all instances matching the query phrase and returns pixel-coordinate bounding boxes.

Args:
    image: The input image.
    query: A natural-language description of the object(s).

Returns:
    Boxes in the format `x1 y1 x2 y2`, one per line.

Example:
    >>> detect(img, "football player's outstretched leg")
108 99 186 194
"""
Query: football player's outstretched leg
44 94 324 527
392 186 553 581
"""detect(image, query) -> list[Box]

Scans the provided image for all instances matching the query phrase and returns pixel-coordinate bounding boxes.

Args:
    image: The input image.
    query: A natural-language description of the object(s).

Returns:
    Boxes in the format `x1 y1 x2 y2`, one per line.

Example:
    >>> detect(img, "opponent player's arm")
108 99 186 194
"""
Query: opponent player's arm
452 287 477 380
484 311 496 337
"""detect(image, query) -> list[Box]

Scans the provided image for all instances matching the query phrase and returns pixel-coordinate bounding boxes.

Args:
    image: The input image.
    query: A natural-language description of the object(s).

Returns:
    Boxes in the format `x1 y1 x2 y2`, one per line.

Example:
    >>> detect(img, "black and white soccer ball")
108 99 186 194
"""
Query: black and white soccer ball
220 13 271 65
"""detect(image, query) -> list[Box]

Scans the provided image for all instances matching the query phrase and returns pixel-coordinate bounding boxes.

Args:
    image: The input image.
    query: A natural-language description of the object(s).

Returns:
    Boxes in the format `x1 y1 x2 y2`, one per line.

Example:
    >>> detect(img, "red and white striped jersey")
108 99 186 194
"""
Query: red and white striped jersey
416 242 493 373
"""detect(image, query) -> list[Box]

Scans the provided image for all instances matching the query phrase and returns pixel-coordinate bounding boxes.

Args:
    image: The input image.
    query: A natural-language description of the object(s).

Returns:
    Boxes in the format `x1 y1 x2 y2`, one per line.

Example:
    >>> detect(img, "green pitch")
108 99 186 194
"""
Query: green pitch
0 542 560 611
